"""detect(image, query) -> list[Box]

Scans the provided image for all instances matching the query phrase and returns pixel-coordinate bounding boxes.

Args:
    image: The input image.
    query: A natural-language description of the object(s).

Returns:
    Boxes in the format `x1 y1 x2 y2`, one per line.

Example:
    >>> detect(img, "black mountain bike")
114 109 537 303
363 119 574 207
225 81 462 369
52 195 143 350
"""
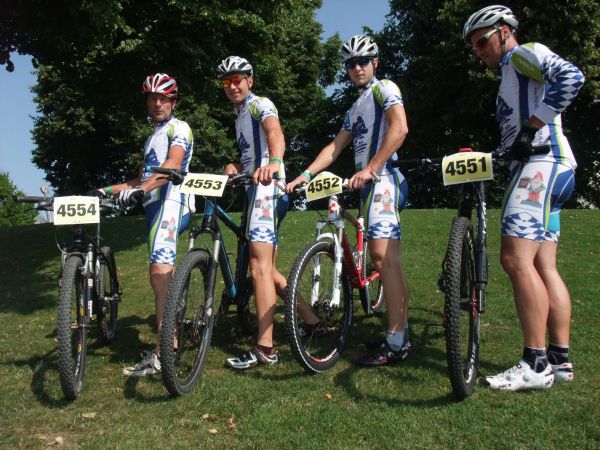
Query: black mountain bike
145 167 262 396
17 195 127 400
393 146 548 400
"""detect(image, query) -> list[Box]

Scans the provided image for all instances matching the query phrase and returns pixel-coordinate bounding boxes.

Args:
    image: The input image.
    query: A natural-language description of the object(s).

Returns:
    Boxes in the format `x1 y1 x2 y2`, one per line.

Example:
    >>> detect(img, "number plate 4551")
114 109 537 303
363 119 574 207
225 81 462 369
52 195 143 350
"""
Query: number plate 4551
442 152 493 186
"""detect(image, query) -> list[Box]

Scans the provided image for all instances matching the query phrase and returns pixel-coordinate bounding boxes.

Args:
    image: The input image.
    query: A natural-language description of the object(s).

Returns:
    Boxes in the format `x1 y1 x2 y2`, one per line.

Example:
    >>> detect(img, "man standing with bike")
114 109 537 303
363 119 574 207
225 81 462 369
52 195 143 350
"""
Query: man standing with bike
286 35 412 367
217 56 320 370
90 73 194 376
463 5 584 391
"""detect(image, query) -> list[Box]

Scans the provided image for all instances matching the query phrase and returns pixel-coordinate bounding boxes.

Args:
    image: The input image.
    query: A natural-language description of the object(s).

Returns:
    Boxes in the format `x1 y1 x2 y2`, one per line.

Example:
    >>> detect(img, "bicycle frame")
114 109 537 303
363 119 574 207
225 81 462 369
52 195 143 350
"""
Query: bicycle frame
309 193 380 308
186 193 251 310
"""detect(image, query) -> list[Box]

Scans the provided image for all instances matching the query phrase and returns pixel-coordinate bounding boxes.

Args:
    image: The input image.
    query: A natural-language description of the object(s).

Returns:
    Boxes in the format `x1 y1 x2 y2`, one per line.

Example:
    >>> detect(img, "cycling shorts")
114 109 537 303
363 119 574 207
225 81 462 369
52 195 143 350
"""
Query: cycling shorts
245 181 288 245
361 168 408 240
145 195 191 265
501 161 574 243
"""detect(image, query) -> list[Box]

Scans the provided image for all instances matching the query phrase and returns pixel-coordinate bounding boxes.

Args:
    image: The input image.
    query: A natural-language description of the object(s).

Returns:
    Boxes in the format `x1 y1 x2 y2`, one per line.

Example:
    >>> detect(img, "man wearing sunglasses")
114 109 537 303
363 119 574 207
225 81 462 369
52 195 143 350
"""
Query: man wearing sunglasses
287 35 412 367
217 56 321 370
463 5 585 391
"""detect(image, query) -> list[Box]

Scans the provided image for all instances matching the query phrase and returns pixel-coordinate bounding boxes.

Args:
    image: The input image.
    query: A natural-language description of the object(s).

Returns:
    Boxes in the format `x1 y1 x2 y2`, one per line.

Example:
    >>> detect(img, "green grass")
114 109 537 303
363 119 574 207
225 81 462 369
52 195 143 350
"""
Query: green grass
1 209 599 449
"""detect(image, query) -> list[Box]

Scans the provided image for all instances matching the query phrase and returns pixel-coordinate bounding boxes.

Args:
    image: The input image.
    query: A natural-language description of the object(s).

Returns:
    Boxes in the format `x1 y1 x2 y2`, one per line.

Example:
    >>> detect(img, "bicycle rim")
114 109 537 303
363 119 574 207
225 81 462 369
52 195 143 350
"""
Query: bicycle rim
160 251 213 396
285 240 352 373
442 216 480 399
57 255 87 400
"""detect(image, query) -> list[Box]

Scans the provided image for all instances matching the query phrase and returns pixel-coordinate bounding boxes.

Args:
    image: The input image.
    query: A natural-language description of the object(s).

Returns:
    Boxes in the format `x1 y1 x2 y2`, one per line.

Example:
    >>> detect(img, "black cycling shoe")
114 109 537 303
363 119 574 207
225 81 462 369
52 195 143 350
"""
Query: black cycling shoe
357 340 412 367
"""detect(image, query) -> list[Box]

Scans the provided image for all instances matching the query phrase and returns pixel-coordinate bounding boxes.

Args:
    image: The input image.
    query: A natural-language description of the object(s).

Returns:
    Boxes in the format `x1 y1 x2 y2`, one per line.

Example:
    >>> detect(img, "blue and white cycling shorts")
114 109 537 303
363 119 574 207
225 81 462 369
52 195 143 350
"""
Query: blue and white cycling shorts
145 196 192 265
245 181 288 245
501 161 574 243
360 168 408 240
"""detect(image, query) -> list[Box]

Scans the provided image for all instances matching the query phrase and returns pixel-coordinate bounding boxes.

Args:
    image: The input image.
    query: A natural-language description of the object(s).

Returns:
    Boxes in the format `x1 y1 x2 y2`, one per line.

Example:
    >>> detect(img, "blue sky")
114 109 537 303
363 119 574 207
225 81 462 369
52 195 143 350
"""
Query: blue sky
0 0 390 195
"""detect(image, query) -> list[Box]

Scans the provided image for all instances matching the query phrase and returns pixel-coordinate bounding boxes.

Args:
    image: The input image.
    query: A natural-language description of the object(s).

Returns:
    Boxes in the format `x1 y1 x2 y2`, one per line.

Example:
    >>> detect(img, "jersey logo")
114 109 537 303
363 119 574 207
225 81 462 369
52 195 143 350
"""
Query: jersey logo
496 95 517 147
352 116 369 137
145 148 160 167
238 132 251 151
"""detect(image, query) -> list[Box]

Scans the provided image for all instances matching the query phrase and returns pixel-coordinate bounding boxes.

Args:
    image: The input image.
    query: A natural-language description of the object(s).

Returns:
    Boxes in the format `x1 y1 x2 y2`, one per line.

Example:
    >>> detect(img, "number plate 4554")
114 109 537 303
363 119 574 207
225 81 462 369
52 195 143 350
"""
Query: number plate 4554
442 152 493 186
54 196 100 225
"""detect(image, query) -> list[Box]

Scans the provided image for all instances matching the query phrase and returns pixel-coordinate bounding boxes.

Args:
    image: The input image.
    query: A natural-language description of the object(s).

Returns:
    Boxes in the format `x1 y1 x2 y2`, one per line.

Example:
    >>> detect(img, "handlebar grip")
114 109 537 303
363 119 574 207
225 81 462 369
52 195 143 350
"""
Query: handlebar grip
14 195 50 203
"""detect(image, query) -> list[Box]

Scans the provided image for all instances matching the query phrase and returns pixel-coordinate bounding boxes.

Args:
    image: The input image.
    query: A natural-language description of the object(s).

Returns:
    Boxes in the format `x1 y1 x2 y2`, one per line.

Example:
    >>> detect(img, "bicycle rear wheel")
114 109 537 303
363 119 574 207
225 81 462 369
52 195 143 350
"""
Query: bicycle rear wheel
57 255 87 400
96 246 119 344
357 240 384 315
285 240 352 373
160 250 214 397
440 216 480 399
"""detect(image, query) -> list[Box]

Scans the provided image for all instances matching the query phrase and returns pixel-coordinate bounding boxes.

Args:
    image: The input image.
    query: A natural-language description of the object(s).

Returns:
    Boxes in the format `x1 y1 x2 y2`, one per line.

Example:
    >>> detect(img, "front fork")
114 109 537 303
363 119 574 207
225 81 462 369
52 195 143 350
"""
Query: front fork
311 217 344 308
473 182 488 314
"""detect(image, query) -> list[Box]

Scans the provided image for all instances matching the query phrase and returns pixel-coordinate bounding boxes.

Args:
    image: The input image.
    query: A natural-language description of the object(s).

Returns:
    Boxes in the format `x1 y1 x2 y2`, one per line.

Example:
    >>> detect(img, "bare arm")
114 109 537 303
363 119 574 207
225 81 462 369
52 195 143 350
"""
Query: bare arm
138 145 186 193
253 115 286 185
286 130 353 192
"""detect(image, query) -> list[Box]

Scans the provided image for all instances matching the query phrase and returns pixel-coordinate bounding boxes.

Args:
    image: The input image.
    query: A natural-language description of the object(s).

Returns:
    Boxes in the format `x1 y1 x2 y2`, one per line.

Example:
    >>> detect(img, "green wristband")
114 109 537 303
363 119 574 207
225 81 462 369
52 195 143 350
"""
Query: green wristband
270 157 283 165
301 170 313 181
105 185 112 194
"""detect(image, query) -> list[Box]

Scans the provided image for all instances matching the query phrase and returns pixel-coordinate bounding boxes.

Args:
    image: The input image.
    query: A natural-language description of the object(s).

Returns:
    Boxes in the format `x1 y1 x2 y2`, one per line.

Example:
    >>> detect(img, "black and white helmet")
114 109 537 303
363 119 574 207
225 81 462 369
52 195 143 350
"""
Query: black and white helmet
339 35 379 63
463 5 519 43
217 56 253 79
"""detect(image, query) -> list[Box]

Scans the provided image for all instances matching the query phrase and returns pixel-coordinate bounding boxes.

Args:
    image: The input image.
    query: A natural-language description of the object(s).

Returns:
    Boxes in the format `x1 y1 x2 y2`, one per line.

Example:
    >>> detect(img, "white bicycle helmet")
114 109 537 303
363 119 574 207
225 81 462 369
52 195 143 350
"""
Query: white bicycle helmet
463 5 519 43
217 56 253 79
339 35 379 63
142 73 178 98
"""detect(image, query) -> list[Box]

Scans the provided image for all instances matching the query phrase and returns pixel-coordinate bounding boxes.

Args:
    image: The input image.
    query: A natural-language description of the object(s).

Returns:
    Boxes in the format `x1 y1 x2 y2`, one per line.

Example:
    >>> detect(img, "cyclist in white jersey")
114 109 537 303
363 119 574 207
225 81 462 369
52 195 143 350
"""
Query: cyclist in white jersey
463 5 584 391
287 35 412 367
90 73 194 376
216 56 321 370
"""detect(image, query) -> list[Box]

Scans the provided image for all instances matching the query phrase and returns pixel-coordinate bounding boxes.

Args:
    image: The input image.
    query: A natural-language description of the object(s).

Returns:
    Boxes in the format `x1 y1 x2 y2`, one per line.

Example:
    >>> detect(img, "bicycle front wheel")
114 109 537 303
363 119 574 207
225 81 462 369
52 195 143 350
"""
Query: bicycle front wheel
160 250 214 397
357 240 384 315
285 240 352 373
96 246 119 344
441 216 480 399
57 255 87 400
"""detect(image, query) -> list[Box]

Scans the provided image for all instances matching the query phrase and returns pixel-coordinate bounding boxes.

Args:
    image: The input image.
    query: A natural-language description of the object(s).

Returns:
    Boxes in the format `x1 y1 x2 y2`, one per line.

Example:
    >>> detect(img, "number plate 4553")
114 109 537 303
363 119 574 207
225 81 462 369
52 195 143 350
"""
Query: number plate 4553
180 173 228 197
442 152 493 186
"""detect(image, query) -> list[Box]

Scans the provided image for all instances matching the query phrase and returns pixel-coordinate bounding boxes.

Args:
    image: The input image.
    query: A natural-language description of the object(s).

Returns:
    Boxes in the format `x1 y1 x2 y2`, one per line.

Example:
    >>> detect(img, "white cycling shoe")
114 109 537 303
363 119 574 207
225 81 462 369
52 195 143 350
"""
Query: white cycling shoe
484 360 554 391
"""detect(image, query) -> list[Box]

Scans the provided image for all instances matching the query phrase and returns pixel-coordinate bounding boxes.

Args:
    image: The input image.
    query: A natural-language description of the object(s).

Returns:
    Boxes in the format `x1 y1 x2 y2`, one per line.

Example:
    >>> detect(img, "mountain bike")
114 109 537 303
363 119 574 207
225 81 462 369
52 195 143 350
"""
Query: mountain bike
16 194 127 400
392 146 549 399
145 167 266 396
284 172 385 373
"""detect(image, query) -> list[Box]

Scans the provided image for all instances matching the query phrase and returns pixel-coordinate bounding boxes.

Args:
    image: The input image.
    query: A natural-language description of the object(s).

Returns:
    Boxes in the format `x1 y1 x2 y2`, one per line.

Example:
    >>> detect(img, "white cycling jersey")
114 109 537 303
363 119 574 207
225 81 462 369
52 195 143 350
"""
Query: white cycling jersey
140 115 194 210
497 43 585 170
342 77 404 176
235 91 285 179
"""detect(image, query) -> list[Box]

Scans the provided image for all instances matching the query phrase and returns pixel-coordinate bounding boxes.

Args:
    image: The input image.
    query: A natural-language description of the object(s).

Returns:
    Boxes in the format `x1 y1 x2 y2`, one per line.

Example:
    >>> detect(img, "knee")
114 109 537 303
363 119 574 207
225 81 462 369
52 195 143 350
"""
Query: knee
249 259 271 281
149 265 173 288
500 250 526 276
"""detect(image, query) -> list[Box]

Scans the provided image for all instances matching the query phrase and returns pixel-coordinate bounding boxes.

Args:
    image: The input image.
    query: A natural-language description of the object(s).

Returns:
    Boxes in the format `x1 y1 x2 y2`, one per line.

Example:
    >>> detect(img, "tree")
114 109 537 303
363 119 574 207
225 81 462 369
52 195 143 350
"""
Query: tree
376 0 599 207
1 0 340 194
0 172 38 227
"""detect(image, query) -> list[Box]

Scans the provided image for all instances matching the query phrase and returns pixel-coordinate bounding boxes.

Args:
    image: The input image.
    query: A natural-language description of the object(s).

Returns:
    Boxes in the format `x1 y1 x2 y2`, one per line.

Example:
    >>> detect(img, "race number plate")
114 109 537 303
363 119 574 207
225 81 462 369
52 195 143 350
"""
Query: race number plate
305 172 343 202
442 152 493 186
53 196 100 225
180 173 228 197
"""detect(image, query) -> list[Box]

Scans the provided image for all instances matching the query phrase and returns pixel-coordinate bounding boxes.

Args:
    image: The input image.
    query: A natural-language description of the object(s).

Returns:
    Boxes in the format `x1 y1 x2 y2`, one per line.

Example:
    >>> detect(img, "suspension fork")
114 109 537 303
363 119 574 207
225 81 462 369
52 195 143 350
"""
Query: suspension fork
473 181 488 314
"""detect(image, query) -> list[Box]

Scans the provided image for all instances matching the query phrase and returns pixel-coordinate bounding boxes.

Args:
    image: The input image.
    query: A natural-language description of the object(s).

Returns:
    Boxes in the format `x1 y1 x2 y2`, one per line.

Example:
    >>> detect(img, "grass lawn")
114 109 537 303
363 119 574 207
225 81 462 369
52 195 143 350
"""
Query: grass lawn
0 208 598 449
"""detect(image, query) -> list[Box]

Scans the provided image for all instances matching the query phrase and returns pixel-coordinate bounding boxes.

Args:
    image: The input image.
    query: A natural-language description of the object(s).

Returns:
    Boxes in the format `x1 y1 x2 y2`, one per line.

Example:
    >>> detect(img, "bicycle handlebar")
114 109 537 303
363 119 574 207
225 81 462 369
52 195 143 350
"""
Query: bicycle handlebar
15 195 119 211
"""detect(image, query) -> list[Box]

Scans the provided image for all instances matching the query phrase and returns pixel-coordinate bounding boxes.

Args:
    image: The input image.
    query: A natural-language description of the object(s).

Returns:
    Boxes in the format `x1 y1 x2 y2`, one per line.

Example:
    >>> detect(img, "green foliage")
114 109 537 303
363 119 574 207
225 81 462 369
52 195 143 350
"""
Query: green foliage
2 0 339 194
0 172 38 227
378 0 600 207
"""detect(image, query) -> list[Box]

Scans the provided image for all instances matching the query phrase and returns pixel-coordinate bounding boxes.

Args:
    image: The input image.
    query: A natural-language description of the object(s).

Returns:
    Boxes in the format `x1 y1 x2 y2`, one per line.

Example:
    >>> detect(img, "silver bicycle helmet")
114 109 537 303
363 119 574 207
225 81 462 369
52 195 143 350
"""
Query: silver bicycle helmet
463 5 519 43
217 56 253 79
339 35 379 63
